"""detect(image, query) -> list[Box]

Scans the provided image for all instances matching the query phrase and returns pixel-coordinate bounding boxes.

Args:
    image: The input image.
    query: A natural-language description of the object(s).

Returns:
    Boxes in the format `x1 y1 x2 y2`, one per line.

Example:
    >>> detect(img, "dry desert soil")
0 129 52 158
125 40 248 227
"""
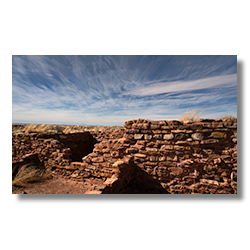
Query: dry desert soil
12 177 99 194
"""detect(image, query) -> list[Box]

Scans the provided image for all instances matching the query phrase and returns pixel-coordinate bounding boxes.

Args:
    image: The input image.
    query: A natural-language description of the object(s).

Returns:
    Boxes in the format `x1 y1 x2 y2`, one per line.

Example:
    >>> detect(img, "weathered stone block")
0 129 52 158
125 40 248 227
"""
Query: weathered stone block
210 132 227 138
91 156 104 163
112 160 127 169
206 123 224 128
132 144 144 150
126 148 138 154
132 123 149 129
134 153 147 158
158 121 167 126
174 145 185 150
134 134 144 140
153 130 162 134
70 162 82 167
103 153 111 158
144 161 158 166
149 155 158 162
160 130 169 134
146 141 158 147
196 129 212 133
214 158 222 164
161 126 173 130
144 134 152 140
175 140 188 145
136 140 146 146
191 133 204 140
150 120 165 125
159 161 177 167
153 134 162 139
69 162 87 170
200 179 219 185
139 150 161 156
125 129 140 134
124 134 134 140
215 128 230 131
171 129 187 133
160 145 174 150
124 124 132 129
102 148 110 153
146 147 158 152
189 140 200 147
84 164 96 170
139 150 148 154
125 120 133 125
163 134 174 140
93 148 102 154
232 138 237 143
228 124 237 129
159 156 166 161
141 129 152 134
150 124 160 129
104 176 119 185
187 124 203 130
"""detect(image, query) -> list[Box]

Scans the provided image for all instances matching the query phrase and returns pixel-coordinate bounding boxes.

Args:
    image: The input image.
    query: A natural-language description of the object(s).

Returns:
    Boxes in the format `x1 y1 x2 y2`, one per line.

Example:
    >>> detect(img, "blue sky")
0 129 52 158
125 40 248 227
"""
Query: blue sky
12 55 237 126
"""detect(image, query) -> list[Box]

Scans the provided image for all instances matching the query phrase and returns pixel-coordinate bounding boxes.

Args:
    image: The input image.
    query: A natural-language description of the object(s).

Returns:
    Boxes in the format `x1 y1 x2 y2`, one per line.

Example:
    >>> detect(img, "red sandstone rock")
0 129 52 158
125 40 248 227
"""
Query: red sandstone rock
124 134 134 140
134 134 144 140
140 129 152 134
191 133 204 140
160 145 174 150
146 147 158 152
144 134 152 140
200 139 219 144
132 123 149 129
91 157 104 163
134 153 147 158
210 132 227 138
163 134 174 140
125 120 133 125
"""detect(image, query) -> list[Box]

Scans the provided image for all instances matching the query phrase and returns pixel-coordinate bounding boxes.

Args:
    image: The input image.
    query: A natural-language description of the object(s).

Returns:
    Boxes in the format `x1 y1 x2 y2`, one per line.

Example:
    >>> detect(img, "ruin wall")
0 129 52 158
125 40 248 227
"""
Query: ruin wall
80 118 237 194
12 119 237 194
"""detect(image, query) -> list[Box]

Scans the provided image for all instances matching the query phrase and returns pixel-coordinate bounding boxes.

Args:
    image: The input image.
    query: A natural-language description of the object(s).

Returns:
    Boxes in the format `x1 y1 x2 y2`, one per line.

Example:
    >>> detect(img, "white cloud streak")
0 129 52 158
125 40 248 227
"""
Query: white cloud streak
125 74 237 97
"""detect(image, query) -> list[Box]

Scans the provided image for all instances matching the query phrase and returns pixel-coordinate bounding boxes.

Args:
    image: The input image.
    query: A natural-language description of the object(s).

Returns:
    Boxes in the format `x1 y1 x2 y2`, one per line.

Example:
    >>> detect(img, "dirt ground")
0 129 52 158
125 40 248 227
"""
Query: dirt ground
12 176 92 194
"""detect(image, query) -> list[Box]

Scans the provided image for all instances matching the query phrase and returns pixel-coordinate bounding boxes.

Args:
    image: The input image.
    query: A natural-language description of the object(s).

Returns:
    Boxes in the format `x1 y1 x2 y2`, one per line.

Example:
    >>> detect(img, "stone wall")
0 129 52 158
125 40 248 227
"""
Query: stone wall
79 118 237 194
12 131 96 167
12 118 237 194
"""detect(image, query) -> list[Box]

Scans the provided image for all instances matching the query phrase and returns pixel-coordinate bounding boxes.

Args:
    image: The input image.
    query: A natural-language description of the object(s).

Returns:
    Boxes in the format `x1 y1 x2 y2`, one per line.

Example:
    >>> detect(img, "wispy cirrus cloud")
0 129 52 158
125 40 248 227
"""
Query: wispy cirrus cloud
12 55 237 125
125 74 237 97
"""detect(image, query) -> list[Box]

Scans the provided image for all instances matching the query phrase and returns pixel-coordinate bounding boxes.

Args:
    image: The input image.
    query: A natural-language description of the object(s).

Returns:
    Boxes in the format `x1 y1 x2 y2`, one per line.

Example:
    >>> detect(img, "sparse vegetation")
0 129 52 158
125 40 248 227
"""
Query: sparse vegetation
12 163 51 188
13 124 123 134
179 108 237 122
179 108 205 122
219 115 237 121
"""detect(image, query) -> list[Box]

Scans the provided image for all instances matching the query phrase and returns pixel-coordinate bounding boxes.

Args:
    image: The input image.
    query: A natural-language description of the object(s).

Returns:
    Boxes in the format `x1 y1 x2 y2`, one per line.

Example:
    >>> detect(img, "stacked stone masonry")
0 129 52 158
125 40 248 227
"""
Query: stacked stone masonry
12 119 237 194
